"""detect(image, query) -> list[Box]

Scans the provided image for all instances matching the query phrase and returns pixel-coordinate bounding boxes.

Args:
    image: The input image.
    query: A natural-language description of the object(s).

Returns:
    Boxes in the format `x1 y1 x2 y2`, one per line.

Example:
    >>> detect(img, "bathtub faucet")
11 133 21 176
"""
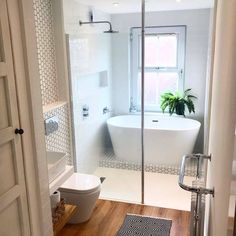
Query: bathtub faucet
103 106 110 114
129 98 137 113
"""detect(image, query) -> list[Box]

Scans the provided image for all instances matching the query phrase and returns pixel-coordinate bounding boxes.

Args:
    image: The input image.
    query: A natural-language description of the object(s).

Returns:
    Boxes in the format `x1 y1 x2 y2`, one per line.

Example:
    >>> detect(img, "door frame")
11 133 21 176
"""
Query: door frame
6 0 53 235
204 0 236 235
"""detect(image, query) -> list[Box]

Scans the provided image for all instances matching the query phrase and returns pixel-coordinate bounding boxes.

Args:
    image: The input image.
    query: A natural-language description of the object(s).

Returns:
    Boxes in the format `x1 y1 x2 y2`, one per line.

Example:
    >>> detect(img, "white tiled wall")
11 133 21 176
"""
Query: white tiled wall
33 0 72 163
63 0 113 173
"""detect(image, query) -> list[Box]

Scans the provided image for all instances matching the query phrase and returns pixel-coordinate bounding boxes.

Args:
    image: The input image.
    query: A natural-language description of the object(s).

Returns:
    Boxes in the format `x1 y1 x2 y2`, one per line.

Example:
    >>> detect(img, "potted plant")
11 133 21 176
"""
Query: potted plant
160 89 197 117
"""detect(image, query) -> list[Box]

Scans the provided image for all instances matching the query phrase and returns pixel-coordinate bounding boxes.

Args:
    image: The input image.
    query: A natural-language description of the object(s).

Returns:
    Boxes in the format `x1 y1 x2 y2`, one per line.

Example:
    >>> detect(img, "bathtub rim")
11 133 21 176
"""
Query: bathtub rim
107 114 201 132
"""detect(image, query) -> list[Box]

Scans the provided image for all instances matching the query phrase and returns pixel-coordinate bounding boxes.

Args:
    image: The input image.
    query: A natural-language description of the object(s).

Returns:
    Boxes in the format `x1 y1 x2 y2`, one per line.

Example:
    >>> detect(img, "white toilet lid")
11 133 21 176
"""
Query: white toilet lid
60 173 101 194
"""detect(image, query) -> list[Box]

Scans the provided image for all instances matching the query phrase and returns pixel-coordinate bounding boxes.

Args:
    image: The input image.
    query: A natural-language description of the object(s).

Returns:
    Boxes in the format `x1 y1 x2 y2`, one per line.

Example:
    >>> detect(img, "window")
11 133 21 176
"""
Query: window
130 26 186 111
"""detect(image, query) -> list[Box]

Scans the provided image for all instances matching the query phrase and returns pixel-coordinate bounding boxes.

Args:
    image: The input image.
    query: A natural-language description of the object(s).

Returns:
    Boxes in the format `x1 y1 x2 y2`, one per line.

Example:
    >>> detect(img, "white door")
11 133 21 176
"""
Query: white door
205 1 236 236
0 0 30 235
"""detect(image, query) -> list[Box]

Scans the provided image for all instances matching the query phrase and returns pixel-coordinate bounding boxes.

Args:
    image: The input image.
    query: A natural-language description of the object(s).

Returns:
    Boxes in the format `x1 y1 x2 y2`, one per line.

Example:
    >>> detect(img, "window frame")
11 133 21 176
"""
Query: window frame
130 25 186 112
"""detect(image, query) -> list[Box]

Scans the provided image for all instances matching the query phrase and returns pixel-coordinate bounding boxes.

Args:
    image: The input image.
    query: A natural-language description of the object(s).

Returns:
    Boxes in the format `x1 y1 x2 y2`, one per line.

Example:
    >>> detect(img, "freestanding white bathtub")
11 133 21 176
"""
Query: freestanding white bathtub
107 115 201 166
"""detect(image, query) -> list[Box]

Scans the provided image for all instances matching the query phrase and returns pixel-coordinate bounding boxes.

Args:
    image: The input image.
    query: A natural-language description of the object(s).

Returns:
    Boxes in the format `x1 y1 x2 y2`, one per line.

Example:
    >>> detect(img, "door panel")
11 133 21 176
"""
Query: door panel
0 20 4 61
0 141 16 196
0 200 21 236
0 0 30 235
0 77 9 129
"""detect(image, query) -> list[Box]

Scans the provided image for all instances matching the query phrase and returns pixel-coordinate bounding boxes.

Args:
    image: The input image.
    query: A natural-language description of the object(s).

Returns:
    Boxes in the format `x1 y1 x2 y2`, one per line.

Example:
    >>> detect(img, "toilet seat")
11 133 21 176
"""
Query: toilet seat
60 173 101 194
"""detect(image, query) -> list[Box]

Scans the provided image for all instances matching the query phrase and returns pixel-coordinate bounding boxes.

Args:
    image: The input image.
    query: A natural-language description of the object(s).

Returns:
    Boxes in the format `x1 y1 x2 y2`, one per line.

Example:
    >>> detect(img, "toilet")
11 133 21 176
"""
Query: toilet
59 173 101 223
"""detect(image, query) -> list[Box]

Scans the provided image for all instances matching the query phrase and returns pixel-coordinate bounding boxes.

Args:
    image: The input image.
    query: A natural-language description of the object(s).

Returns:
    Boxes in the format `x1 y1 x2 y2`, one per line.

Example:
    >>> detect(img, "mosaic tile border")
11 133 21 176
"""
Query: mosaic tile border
99 149 198 177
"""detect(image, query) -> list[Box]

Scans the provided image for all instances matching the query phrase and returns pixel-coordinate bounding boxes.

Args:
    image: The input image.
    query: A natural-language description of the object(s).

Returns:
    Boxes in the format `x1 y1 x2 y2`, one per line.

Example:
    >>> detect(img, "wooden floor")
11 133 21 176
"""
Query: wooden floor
58 200 190 236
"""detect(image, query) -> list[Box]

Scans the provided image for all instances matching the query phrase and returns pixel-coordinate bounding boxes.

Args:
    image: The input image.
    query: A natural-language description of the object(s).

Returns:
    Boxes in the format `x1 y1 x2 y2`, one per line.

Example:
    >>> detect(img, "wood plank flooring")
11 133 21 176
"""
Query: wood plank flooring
58 200 190 236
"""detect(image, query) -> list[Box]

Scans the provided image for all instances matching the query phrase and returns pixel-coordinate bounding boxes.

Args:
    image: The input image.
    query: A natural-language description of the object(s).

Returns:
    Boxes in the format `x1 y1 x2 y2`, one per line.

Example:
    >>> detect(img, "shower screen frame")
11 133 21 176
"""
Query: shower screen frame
140 0 145 204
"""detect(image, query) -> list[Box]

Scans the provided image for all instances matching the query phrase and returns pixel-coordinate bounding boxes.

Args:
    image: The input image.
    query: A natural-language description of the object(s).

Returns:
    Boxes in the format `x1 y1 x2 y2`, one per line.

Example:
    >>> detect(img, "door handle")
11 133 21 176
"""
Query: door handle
15 128 24 135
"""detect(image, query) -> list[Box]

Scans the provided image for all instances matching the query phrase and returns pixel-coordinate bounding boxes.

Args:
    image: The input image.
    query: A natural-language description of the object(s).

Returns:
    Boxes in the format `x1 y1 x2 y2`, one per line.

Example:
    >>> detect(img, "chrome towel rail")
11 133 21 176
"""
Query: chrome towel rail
179 154 214 236
178 154 214 196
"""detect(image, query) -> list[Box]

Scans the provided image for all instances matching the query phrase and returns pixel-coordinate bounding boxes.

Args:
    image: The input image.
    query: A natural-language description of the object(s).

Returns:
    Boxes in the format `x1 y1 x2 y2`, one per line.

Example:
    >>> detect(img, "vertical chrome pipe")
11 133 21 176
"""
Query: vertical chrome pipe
141 0 145 204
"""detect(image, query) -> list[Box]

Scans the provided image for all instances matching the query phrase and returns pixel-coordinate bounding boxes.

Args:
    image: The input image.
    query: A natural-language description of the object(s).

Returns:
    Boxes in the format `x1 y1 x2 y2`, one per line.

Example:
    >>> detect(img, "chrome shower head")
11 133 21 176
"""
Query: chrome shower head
79 20 119 34
103 29 119 34
103 21 119 33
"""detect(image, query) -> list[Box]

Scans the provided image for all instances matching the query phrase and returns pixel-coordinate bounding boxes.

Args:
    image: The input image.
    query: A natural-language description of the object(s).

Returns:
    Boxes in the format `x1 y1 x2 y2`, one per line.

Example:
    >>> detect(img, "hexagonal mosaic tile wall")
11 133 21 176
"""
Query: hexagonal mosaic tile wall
33 0 72 163
33 0 58 106
44 104 72 165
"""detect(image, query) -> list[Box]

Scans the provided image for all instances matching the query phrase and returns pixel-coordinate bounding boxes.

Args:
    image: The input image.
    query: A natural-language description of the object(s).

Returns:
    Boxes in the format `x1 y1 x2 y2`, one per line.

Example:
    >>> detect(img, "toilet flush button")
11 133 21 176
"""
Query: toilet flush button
44 116 59 135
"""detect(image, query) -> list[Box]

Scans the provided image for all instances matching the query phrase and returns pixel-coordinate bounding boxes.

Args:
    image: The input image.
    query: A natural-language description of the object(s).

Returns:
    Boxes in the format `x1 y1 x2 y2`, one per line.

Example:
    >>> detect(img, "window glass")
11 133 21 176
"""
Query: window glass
131 26 185 111
137 72 179 107
140 34 178 68
155 35 177 67
143 36 159 67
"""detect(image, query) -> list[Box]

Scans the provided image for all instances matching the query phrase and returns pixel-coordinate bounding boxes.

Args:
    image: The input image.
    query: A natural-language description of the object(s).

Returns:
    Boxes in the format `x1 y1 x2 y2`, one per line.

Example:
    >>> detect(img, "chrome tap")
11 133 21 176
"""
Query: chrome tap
129 97 137 113
103 106 110 114
82 105 89 119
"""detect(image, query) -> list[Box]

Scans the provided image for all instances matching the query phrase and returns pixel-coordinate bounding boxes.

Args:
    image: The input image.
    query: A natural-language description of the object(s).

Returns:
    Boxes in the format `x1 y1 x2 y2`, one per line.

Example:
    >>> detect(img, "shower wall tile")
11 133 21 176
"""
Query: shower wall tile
33 0 58 106
44 104 72 165
64 0 113 173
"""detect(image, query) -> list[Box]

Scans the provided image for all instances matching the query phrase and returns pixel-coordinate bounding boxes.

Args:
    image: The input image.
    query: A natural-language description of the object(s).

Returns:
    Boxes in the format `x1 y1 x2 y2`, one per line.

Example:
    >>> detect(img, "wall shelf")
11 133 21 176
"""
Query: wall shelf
53 204 78 236
43 101 68 114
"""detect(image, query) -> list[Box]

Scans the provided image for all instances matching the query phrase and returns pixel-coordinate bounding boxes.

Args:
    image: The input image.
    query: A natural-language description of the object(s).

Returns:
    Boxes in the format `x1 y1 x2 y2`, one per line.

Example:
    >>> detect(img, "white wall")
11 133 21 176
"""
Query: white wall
63 0 112 173
111 9 211 152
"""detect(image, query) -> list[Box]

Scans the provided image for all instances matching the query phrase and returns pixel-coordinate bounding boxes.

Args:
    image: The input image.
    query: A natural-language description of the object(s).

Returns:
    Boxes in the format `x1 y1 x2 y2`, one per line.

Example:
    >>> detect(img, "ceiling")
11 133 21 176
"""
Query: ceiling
76 0 214 14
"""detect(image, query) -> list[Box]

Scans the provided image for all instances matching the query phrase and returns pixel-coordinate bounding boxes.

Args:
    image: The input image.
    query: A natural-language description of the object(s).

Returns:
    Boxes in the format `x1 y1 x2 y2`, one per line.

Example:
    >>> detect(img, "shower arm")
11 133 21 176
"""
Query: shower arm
79 20 113 31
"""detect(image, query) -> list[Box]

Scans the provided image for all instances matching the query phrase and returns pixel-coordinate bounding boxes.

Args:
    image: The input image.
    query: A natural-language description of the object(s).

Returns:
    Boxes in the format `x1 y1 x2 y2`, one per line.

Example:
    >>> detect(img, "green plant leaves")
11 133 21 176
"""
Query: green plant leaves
160 88 197 116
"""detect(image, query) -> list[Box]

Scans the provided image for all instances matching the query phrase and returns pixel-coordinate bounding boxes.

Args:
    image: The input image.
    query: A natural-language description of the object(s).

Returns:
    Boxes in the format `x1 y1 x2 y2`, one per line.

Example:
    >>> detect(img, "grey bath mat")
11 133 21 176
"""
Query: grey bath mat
116 214 172 236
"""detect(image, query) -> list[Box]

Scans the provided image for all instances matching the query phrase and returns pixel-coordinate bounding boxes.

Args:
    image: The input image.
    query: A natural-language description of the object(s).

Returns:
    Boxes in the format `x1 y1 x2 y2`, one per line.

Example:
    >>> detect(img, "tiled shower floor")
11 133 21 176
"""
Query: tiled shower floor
94 167 194 211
